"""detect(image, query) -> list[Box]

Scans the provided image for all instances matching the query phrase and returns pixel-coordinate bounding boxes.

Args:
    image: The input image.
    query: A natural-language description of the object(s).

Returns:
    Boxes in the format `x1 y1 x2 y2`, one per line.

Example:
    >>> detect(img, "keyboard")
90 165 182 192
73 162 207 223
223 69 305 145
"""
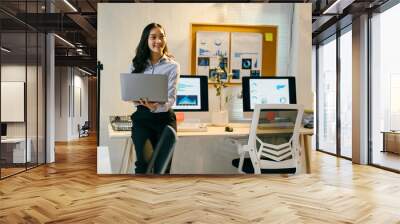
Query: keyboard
177 123 208 132
110 115 132 131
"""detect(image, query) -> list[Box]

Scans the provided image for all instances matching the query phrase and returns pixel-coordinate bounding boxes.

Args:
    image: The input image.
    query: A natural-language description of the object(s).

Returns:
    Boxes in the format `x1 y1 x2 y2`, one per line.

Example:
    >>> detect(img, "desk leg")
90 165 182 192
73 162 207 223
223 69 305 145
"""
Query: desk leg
303 134 311 174
127 139 134 174
119 138 130 174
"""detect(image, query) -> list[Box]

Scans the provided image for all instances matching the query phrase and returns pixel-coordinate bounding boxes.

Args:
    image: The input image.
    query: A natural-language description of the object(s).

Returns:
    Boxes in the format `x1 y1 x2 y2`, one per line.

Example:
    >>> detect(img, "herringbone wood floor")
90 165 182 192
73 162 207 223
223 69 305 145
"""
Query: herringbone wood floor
1 135 400 224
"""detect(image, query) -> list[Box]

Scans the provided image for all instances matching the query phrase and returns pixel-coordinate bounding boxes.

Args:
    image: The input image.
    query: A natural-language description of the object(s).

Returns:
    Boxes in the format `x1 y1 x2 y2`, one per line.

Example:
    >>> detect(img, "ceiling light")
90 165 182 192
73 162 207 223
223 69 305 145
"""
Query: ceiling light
1 47 11 53
54 34 75 48
63 0 78 12
78 67 93 76
322 0 354 15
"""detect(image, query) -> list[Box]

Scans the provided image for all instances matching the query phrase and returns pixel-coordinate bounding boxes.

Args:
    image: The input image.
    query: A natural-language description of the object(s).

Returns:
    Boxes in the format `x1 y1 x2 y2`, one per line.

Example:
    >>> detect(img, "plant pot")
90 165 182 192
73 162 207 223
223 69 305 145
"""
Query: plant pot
211 110 229 126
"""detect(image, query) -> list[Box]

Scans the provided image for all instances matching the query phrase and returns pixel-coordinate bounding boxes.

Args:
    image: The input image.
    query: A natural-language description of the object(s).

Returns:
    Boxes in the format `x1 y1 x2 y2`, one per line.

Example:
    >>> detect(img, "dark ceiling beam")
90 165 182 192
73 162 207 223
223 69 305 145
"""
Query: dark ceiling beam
55 55 97 70
86 0 97 12
12 13 83 32
67 13 97 39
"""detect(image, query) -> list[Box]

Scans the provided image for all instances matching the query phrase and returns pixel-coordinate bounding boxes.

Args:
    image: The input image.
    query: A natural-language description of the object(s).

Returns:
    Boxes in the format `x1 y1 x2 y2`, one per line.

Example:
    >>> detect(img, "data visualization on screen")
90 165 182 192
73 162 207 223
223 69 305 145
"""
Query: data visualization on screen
172 75 208 112
242 77 296 111
249 78 290 108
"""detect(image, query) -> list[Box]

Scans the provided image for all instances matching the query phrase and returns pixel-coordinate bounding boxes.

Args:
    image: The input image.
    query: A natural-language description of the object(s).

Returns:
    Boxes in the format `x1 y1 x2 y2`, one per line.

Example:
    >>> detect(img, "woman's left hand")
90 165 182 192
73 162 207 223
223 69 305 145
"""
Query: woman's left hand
139 98 159 111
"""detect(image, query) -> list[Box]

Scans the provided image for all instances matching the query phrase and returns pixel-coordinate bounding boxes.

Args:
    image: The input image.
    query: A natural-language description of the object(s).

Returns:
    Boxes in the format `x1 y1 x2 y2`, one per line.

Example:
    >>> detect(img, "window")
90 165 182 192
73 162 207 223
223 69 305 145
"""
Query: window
371 3 400 171
339 28 352 158
317 36 337 154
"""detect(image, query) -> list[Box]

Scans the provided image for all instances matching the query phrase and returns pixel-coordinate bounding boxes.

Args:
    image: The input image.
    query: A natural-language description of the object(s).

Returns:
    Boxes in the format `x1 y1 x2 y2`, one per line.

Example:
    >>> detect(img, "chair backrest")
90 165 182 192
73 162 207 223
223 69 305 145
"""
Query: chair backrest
82 121 90 129
248 104 304 163
146 125 178 174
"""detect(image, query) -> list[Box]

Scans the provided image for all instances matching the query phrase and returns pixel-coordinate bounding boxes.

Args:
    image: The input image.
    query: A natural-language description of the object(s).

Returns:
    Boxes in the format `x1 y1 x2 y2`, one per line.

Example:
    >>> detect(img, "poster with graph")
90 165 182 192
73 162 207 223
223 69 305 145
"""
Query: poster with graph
196 31 230 79
230 32 263 82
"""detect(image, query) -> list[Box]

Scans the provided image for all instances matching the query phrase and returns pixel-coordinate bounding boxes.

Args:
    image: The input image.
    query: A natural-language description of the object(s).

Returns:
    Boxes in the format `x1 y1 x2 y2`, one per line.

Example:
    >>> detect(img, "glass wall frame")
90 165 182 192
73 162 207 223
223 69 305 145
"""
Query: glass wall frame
0 0 47 179
369 1 400 172
315 25 353 160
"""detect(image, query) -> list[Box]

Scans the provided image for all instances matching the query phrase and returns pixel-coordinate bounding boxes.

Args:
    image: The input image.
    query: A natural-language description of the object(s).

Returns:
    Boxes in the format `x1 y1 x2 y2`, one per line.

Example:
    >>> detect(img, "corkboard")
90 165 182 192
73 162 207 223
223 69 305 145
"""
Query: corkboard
190 23 278 77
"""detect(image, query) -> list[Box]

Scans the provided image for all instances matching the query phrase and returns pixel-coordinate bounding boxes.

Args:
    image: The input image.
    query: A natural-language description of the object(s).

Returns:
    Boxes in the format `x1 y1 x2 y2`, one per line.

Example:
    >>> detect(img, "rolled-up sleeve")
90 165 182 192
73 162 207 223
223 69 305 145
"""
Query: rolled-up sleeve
153 63 180 113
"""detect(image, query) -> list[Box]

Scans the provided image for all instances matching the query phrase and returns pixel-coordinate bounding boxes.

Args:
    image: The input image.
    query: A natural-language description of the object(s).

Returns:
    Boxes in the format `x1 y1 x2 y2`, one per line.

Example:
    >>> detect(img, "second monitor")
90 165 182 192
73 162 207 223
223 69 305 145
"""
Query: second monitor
242 76 297 112
172 75 208 112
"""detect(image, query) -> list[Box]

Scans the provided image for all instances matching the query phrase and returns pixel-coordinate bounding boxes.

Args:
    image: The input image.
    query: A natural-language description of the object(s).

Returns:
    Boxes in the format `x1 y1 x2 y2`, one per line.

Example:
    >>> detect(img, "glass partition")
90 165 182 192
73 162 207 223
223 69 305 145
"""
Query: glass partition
339 28 352 158
0 1 46 179
317 36 337 155
371 3 400 171
1 29 28 178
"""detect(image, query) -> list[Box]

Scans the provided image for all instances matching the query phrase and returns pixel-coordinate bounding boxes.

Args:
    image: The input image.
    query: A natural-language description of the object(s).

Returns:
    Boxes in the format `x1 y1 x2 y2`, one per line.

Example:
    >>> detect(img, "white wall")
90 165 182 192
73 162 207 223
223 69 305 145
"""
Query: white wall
1 64 46 163
1 65 37 137
54 67 89 141
289 5 312 110
98 3 312 173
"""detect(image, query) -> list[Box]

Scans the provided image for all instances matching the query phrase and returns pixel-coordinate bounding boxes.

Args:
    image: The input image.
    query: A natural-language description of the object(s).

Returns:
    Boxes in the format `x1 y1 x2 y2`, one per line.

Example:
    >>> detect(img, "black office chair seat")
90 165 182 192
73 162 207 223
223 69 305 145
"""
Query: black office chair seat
232 158 296 174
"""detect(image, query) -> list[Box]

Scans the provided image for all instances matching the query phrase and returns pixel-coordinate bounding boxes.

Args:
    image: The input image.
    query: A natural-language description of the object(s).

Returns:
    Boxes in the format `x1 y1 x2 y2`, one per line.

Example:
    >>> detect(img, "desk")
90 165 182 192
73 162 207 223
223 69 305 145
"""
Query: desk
106 124 313 174
1 138 32 163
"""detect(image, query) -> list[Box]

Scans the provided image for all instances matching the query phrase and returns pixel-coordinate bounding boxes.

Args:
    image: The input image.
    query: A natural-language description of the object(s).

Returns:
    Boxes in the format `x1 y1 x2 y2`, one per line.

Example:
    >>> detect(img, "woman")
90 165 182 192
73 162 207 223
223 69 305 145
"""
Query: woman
130 23 180 174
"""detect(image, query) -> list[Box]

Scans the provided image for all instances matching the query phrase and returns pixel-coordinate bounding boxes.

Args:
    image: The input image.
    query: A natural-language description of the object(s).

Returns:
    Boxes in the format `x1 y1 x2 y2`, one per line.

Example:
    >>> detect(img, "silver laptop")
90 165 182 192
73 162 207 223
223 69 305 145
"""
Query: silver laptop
120 73 168 103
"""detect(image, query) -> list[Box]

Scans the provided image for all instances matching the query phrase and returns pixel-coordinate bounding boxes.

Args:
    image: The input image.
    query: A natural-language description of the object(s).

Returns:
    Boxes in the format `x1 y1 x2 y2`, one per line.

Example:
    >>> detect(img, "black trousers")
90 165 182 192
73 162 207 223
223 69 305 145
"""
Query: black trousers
131 105 177 174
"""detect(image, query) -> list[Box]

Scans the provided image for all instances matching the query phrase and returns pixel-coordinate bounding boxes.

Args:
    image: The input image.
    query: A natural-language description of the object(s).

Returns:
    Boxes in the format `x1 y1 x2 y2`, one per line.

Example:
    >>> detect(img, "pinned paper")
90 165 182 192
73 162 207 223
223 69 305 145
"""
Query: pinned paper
264 33 273 42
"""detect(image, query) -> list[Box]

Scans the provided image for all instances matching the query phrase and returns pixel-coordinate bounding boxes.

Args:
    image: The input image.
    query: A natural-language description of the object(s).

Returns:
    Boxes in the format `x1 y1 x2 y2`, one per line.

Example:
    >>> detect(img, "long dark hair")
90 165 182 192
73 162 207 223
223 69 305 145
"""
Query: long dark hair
132 23 170 73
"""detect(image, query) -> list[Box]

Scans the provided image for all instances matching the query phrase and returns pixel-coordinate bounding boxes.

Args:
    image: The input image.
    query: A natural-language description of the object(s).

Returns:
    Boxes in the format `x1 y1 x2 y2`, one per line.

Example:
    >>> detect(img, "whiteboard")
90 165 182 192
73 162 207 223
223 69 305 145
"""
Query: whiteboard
1 82 25 122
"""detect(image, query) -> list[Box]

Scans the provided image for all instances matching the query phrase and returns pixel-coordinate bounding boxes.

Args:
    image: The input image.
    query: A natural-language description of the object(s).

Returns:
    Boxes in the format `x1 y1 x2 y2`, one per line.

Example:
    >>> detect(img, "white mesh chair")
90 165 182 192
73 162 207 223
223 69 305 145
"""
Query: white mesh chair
233 104 304 174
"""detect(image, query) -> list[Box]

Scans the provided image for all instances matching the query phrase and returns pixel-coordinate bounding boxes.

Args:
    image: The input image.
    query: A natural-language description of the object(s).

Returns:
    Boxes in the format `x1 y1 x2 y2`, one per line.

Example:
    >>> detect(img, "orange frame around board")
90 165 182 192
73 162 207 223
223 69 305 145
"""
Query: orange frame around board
190 23 278 77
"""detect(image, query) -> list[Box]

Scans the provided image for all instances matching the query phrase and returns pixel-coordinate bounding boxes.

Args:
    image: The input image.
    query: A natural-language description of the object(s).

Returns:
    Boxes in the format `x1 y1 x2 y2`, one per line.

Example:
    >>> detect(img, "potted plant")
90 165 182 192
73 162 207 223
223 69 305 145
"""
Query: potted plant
210 55 232 126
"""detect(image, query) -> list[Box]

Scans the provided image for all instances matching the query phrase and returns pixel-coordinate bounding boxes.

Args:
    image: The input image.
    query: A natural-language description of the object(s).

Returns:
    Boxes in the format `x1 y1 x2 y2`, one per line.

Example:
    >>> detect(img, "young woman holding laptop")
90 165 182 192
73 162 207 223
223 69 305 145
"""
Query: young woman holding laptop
130 23 180 174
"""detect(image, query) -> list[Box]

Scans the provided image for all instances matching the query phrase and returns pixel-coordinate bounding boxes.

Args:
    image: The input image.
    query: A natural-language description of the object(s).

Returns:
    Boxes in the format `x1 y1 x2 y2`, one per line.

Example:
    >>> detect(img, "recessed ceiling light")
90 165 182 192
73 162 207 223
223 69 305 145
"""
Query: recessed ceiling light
322 0 354 15
63 0 78 12
54 34 75 48
1 47 11 53
78 67 93 76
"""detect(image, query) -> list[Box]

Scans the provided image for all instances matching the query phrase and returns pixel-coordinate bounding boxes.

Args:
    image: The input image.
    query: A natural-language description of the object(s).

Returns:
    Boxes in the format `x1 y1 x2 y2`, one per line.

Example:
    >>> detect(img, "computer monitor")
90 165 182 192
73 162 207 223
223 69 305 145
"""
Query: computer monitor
1 123 7 137
242 76 297 112
173 75 208 112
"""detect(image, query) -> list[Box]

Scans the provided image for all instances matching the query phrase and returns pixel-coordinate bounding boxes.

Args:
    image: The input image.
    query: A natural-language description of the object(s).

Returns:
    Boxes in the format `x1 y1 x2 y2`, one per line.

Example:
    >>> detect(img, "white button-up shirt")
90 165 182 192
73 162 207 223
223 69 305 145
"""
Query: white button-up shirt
130 55 180 113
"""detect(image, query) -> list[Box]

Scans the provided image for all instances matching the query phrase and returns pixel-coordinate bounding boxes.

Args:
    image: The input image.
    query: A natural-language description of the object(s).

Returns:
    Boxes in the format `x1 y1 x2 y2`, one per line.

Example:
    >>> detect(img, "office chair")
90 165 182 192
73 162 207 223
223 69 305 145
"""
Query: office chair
231 104 304 174
78 121 90 138
146 125 178 174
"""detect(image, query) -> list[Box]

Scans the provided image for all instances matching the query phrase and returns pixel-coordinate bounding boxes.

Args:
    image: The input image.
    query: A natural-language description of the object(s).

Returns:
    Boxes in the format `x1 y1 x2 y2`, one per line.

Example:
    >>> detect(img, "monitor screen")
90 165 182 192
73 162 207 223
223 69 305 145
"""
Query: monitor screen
1 123 7 137
242 77 296 111
172 75 209 112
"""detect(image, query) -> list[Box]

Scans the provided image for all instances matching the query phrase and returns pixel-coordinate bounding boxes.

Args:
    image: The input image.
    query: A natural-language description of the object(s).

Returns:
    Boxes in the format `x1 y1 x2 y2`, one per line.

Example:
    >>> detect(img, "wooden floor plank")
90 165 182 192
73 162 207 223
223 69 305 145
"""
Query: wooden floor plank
0 135 400 223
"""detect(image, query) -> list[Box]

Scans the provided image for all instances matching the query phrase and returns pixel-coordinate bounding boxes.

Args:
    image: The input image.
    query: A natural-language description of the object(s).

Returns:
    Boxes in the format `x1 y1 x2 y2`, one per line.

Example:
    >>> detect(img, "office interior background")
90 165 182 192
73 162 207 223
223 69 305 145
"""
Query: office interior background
98 3 312 174
1 0 400 222
2 0 400 176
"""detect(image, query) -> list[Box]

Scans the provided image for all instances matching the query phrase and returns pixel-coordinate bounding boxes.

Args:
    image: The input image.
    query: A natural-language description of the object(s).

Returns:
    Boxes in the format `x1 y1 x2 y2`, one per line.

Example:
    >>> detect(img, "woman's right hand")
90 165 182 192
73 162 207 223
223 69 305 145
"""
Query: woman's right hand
138 98 158 111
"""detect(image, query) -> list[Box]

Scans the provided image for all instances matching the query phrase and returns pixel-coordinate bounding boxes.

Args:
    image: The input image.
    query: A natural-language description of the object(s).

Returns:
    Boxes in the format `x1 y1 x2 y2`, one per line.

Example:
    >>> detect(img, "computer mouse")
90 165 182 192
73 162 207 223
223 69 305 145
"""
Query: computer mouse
225 126 233 132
